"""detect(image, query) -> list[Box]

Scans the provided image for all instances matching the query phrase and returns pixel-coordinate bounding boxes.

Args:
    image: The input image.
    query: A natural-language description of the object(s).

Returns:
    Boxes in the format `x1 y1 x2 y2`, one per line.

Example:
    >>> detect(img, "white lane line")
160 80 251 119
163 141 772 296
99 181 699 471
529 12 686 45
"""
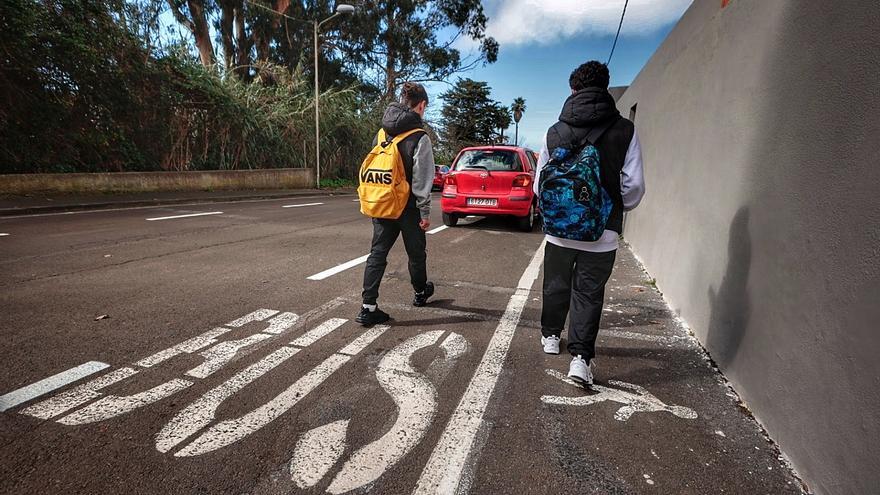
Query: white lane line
307 254 370 281
0 195 336 219
282 202 324 208
413 240 546 495
0 361 109 412
146 211 223 221
0 233 9 236
426 225 447 235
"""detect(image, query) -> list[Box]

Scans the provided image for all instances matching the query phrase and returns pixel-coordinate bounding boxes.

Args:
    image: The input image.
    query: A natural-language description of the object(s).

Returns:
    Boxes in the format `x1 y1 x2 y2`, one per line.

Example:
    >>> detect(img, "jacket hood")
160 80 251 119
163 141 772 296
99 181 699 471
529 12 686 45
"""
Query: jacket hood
381 102 423 136
558 87 620 128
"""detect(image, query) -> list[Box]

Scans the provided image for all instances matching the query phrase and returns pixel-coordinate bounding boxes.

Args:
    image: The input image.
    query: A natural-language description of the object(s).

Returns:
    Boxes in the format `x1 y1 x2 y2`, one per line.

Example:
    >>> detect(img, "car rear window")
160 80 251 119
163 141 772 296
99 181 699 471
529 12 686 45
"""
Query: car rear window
454 150 522 172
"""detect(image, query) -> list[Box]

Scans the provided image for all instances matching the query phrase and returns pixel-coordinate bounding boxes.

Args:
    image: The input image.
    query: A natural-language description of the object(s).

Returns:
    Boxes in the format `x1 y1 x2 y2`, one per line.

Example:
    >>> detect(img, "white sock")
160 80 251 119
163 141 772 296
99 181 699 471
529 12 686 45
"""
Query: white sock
363 304 377 312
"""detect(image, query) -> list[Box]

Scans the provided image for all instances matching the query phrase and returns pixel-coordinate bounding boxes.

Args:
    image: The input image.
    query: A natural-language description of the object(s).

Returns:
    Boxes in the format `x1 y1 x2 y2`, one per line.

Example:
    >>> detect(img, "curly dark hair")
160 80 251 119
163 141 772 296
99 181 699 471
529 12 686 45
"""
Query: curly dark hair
400 81 429 108
569 61 610 91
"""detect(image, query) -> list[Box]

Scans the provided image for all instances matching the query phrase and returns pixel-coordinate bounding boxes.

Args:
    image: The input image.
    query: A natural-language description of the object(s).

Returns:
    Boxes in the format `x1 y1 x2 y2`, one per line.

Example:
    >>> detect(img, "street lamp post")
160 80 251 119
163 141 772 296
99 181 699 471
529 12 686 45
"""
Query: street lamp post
314 4 355 189
244 1 354 189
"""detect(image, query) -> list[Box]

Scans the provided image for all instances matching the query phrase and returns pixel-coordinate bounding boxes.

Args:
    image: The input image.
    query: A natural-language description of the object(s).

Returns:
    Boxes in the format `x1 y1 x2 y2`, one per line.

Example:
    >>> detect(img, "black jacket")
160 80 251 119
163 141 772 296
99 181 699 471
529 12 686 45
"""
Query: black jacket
377 102 426 209
546 88 635 234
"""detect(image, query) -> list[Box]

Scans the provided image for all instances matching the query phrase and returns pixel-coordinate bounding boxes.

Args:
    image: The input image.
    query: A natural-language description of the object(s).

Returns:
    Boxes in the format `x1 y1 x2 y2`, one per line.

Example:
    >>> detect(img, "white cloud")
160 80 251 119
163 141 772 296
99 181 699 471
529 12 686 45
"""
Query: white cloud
476 0 694 47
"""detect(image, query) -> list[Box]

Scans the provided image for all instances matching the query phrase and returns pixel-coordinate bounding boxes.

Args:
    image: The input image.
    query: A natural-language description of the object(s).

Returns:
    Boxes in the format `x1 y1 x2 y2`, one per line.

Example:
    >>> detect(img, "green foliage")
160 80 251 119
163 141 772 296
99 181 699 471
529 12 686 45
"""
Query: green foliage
337 0 498 96
0 0 378 176
438 78 512 156
319 177 356 188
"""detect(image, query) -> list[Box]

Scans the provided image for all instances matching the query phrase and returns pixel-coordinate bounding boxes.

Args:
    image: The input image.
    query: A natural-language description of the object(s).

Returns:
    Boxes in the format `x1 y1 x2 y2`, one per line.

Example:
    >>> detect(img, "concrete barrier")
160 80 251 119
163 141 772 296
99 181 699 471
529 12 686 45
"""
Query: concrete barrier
0 168 315 194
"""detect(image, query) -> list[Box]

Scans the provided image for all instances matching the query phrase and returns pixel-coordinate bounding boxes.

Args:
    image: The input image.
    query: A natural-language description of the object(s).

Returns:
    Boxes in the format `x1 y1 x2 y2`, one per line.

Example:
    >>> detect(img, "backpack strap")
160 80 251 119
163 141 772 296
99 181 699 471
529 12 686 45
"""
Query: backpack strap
581 116 620 149
379 128 425 148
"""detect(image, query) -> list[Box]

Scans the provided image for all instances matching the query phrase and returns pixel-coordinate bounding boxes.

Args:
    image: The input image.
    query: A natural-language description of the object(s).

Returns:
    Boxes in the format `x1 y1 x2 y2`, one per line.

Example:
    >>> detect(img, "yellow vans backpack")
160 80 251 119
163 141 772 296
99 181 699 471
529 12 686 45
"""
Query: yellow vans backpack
357 128 424 219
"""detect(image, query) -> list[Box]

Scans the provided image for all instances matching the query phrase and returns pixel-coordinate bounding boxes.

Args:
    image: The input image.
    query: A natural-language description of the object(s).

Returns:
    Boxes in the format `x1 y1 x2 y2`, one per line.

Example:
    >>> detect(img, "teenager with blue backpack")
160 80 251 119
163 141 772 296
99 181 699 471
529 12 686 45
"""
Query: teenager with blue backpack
535 61 645 385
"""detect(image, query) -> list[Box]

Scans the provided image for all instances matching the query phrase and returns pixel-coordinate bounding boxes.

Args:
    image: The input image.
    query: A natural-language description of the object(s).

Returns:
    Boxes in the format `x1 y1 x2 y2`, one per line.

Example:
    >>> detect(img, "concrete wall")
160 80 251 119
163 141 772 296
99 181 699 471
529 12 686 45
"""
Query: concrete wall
0 168 314 194
615 1 880 493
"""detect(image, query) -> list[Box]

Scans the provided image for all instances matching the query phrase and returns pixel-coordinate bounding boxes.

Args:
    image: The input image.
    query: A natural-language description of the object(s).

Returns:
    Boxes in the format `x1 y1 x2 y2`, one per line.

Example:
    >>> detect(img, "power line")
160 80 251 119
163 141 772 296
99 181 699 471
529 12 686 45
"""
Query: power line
607 0 629 65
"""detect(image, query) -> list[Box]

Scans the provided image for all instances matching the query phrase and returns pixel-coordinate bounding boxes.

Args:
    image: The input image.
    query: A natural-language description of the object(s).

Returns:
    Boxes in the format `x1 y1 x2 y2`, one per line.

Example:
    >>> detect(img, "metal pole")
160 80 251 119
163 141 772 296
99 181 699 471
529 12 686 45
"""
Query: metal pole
314 21 321 189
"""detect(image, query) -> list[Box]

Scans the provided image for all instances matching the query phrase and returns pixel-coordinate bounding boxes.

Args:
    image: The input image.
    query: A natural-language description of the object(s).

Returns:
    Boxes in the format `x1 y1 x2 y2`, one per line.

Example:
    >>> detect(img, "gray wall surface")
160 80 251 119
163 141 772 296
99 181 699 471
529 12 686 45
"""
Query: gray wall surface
615 1 880 493
0 168 314 194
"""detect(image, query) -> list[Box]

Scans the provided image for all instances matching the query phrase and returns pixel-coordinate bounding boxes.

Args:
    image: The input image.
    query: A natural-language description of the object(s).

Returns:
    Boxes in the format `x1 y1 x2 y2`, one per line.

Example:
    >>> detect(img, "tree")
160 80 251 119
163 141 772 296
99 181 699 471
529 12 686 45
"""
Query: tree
337 0 498 98
511 97 526 145
439 79 510 152
166 0 215 67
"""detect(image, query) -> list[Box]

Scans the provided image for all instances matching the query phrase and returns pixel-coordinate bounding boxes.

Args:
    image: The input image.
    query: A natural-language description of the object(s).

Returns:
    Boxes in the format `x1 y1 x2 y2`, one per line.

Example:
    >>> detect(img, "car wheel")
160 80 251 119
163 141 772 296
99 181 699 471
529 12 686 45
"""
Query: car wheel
442 212 459 227
516 203 536 232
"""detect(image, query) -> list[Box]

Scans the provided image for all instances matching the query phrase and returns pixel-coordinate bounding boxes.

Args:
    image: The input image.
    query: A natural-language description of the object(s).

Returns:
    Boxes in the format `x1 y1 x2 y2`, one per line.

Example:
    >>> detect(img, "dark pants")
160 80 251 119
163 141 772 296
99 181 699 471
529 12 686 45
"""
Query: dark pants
541 242 616 359
362 208 427 305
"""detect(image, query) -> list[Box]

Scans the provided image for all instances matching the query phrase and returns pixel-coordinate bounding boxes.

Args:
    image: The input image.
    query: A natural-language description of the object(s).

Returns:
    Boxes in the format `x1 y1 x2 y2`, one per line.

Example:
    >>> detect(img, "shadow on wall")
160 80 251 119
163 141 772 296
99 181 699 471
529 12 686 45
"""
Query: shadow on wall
713 1 880 494
706 207 751 369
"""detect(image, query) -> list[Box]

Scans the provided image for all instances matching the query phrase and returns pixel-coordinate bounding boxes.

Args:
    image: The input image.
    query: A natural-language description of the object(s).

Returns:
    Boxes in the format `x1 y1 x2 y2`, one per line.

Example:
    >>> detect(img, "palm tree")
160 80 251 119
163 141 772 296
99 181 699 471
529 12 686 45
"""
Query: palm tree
511 97 526 145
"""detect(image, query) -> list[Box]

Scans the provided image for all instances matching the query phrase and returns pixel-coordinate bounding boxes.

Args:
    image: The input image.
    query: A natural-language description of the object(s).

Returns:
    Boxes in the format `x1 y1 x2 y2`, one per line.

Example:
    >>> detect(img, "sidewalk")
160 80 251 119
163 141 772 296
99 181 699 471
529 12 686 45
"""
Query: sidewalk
0 188 356 216
482 242 811 494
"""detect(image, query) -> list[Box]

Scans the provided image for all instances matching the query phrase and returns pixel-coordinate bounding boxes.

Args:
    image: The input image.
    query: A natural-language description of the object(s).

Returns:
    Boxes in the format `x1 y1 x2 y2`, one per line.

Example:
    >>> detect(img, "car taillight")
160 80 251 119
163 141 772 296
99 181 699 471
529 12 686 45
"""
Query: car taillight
512 174 531 188
445 174 457 186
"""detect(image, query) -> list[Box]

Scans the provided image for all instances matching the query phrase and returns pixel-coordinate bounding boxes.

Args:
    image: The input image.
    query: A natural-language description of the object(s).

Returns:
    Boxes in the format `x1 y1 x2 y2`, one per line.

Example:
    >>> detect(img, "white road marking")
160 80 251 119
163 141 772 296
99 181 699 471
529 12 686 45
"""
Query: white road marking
0 195 331 220
226 308 279 327
58 378 193 425
0 361 109 412
145 211 223 221
414 240 545 495
0 233 9 236
290 318 347 347
282 202 324 208
186 333 275 379
21 368 138 419
327 331 444 494
541 369 698 421
262 312 299 334
136 327 232 368
175 324 387 456
307 254 370 281
156 346 300 453
290 420 350 489
426 225 447 235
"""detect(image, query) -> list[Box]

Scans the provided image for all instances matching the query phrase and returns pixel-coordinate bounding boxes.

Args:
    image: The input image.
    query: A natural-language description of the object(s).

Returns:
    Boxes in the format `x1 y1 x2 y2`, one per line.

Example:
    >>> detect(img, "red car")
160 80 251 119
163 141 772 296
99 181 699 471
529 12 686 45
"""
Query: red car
432 164 449 190
440 146 539 231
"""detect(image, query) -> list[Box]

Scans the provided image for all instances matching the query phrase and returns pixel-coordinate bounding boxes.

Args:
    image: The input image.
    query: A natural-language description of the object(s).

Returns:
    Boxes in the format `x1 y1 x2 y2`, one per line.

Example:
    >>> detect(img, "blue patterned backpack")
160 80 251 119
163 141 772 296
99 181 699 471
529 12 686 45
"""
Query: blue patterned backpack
538 120 616 241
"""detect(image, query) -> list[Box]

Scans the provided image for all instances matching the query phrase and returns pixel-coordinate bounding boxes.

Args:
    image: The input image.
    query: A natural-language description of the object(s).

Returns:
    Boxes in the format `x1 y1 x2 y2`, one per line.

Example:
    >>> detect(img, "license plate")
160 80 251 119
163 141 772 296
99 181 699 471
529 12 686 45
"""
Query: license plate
466 197 498 207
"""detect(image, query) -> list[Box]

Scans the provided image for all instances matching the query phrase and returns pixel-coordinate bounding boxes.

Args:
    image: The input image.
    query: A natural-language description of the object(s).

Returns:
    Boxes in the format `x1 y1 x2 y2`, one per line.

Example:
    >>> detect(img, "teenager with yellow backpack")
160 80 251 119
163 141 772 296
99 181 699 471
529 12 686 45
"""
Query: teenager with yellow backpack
356 82 435 326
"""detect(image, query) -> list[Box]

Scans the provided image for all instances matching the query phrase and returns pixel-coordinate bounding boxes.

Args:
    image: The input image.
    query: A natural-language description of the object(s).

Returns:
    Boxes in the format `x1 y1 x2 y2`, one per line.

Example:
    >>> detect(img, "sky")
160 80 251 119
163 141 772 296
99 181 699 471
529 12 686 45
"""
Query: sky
423 0 694 150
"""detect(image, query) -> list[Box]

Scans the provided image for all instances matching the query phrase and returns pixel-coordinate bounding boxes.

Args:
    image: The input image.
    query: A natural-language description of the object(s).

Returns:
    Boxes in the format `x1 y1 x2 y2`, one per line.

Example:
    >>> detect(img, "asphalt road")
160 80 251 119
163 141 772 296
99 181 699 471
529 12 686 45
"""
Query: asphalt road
0 193 805 494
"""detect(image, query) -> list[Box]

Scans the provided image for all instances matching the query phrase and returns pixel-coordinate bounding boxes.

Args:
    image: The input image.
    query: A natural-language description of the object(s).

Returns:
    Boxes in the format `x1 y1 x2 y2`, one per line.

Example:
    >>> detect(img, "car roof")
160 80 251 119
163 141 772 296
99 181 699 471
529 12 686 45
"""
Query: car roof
458 145 528 152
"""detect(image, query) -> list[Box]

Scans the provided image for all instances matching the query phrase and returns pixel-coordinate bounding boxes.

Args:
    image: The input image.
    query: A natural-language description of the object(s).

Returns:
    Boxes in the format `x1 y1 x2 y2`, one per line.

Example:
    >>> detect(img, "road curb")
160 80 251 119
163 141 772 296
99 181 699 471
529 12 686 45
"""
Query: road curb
0 189 356 217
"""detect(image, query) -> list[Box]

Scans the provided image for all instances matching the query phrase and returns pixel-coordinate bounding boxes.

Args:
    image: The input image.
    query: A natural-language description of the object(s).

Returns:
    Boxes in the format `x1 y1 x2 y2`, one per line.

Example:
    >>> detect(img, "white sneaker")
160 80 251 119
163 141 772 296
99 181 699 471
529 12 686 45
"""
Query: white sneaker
541 335 561 354
568 355 594 385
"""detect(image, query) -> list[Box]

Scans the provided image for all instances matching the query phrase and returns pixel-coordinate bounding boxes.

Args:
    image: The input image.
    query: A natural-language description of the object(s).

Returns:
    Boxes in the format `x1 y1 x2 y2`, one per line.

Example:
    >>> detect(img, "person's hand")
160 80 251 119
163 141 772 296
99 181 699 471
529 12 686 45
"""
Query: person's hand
419 219 431 231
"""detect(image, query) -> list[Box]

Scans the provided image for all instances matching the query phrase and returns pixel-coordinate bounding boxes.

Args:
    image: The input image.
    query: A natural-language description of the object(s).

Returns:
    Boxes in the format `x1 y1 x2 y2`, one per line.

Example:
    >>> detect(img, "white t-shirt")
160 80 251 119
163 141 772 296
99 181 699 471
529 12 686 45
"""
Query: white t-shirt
533 128 646 252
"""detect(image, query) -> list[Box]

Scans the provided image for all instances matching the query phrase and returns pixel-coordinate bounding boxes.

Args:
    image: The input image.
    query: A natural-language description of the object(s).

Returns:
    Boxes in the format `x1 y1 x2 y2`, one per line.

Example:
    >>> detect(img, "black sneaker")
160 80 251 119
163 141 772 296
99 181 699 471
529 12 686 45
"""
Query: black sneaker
355 307 390 327
412 281 435 307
